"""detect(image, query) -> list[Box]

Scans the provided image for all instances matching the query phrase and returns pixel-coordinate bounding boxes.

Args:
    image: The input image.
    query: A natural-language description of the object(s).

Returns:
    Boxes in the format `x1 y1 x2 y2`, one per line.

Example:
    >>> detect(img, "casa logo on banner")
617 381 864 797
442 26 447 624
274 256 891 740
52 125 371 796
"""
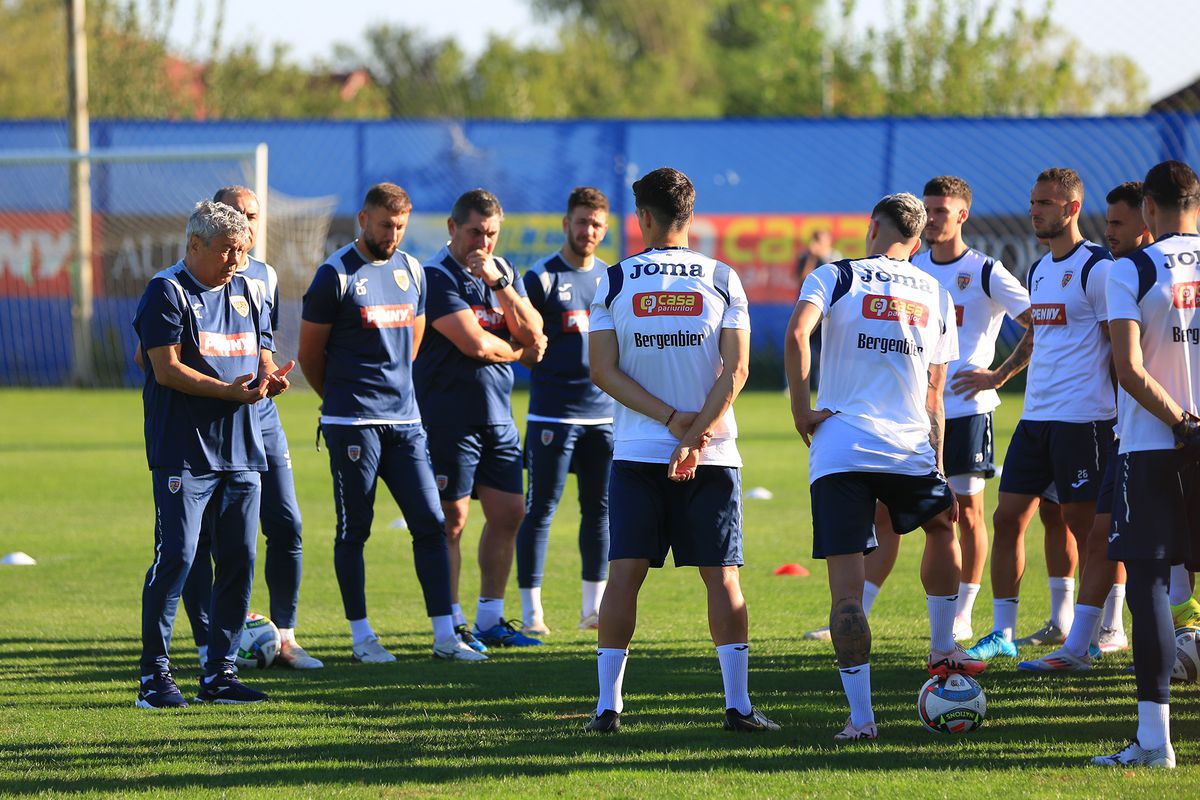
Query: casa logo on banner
1030 303 1067 325
1172 281 1200 309
360 304 415 328
861 294 929 327
633 292 703 317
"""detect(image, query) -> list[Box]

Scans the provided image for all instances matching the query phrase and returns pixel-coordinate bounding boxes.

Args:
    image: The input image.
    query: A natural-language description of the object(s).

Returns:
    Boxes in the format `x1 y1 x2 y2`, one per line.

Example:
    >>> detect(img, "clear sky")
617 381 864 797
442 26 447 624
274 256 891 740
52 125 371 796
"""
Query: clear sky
153 0 1199 102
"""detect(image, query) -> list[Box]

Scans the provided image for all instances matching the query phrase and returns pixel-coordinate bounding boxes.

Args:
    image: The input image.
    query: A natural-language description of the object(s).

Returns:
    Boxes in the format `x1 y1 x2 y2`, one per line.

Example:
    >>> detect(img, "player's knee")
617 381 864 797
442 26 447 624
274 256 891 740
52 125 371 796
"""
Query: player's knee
485 502 525 534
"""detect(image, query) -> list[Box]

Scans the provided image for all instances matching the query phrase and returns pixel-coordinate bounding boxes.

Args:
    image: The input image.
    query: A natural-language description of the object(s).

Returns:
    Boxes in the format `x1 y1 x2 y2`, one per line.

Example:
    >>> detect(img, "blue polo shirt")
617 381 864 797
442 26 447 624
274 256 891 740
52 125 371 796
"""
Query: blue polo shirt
301 243 425 424
133 261 271 472
523 252 613 422
414 246 528 426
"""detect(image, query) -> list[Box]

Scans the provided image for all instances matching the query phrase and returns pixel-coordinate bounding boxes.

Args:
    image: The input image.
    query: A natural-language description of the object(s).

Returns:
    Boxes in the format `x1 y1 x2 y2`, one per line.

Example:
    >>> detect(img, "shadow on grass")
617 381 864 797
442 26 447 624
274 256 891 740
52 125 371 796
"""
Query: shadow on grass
3 632 1196 794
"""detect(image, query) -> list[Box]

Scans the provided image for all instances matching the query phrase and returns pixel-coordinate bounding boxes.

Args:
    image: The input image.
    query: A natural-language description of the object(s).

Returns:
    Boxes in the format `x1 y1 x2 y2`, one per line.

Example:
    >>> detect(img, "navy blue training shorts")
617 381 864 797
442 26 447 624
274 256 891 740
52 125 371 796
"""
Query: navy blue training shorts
607 460 743 568
998 418 1116 503
810 470 953 559
425 422 524 500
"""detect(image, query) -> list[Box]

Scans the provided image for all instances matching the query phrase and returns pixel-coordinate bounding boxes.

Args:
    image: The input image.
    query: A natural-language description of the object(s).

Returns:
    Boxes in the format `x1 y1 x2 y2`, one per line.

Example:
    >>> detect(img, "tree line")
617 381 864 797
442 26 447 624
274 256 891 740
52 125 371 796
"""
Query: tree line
0 0 1149 120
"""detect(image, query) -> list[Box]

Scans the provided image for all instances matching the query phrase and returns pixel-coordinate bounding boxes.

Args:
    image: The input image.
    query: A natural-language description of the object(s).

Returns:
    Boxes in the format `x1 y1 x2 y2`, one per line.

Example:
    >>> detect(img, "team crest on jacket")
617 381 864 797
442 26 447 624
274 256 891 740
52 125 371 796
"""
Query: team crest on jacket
394 269 410 292
230 295 250 317
541 429 555 446
1061 270 1074 288
347 445 361 462
956 273 971 291
167 476 182 494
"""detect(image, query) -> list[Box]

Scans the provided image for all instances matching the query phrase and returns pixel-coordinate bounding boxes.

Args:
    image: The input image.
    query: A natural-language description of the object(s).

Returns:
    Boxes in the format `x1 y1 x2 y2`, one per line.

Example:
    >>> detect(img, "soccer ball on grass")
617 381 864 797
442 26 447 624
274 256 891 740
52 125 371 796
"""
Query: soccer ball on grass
235 613 281 669
918 673 986 733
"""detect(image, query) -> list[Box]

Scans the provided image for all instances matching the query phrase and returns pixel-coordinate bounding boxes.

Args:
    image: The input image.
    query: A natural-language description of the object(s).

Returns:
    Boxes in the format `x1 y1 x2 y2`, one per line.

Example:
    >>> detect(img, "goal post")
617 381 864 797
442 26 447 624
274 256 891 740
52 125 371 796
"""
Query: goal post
0 142 338 388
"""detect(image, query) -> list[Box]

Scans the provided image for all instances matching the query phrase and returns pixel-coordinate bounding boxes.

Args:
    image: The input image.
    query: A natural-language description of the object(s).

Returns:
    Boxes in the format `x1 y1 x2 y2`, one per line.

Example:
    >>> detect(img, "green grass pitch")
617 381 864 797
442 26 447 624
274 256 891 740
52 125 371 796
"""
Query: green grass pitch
0 388 1194 797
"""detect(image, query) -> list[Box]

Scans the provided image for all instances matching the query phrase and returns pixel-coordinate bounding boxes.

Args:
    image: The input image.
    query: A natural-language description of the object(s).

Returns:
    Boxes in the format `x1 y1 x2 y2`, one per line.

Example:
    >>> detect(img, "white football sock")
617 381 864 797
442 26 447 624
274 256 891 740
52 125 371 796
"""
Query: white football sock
1063 604 1102 658
1048 576 1075 631
431 614 456 645
956 582 981 620
451 603 467 627
349 617 375 645
716 643 752 715
1169 564 1193 606
1103 584 1126 631
582 579 606 617
839 663 874 727
476 597 504 631
862 580 882 617
1136 700 1170 751
994 598 1019 640
519 587 543 625
596 648 628 714
928 594 958 653
277 627 296 645
197 645 208 667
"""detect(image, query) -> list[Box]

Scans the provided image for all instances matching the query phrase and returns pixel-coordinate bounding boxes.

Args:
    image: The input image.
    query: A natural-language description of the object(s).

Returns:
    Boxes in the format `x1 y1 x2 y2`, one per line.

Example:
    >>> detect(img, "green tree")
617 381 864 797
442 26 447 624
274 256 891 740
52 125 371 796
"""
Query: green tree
342 26 472 117
0 0 67 118
827 0 1148 116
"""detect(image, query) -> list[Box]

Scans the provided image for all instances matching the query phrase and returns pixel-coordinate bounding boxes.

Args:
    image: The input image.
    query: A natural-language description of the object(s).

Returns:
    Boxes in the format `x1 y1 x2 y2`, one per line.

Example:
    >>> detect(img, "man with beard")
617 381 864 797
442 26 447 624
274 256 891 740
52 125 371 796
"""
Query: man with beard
967 168 1116 664
516 187 615 634
415 189 548 649
298 183 486 663
1017 180 1153 671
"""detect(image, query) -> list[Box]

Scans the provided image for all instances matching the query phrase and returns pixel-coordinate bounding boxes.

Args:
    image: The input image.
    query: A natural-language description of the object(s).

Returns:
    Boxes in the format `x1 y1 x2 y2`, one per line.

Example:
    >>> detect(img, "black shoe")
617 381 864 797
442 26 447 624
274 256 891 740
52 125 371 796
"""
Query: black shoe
585 709 621 733
195 667 268 704
724 706 780 732
136 669 188 709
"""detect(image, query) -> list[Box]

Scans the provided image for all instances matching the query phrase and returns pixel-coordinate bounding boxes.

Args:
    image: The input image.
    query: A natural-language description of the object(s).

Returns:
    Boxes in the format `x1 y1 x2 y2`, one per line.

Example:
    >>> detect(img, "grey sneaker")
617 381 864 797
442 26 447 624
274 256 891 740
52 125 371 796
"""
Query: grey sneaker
834 716 878 741
1092 740 1175 768
1016 621 1066 647
277 641 324 669
803 625 832 641
433 639 488 662
1097 626 1129 654
352 636 397 663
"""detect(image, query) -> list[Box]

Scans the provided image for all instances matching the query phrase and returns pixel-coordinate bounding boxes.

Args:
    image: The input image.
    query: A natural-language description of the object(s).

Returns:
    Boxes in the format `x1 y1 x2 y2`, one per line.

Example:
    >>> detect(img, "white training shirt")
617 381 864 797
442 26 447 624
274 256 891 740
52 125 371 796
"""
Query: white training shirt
1107 233 1200 454
590 247 751 467
913 248 1030 419
800 256 959 482
1023 240 1115 422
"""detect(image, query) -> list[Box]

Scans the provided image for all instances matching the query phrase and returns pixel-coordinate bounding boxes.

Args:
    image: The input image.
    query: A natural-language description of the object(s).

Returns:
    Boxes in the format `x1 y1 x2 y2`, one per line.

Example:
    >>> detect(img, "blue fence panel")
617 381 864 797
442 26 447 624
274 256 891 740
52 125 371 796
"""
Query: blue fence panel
625 119 892 213
4 113 1200 386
